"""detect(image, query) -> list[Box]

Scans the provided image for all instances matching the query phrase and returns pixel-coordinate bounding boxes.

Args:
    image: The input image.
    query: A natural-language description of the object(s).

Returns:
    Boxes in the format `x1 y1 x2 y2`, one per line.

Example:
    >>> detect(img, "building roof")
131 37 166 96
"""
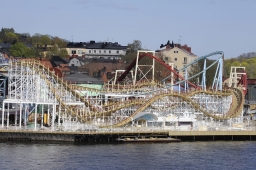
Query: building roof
75 57 119 63
0 43 11 49
67 42 87 48
67 41 127 50
63 72 104 85
158 40 196 56
66 66 79 72
161 46 196 56
51 56 68 67
40 60 53 68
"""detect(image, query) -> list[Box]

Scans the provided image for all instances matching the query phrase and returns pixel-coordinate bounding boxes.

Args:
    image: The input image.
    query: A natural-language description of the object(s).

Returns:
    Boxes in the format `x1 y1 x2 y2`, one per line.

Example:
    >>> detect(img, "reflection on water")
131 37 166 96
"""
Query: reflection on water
0 141 255 170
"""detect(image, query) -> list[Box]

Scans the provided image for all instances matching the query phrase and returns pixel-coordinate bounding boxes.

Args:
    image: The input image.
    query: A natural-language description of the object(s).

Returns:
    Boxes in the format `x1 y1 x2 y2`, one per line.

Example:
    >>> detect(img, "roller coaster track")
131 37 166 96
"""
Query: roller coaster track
91 89 231 119
71 80 164 94
116 53 198 88
101 88 244 127
20 60 95 109
10 60 244 127
22 61 87 122
162 51 224 82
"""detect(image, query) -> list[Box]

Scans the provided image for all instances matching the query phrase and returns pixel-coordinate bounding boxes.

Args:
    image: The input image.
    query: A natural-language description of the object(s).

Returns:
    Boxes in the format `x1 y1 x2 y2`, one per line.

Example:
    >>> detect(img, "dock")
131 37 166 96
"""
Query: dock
1 129 256 142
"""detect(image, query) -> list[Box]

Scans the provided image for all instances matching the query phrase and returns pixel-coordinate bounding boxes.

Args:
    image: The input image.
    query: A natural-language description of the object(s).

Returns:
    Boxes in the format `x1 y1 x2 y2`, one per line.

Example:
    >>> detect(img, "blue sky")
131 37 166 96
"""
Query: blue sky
1 0 255 59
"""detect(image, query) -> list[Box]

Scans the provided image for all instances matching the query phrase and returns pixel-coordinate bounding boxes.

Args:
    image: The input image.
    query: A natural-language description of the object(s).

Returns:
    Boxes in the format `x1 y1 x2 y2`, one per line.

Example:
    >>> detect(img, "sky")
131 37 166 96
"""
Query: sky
0 0 255 59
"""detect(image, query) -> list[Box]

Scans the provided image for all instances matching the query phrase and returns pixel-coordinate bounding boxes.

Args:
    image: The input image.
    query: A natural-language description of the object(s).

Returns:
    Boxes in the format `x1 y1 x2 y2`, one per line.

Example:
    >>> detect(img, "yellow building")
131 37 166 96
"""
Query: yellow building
158 41 198 77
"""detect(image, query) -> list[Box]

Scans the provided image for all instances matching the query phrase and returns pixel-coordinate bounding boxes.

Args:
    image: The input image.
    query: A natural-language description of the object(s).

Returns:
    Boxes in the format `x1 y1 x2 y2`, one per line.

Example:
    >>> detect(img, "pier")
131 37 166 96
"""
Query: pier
1 128 256 142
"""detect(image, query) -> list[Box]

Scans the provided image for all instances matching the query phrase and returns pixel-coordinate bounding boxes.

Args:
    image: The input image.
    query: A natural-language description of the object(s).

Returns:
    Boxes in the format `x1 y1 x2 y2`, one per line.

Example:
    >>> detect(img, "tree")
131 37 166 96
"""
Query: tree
32 33 51 46
188 59 217 87
1 28 15 33
6 32 18 43
10 42 35 58
52 36 67 48
122 40 143 64
31 33 42 45
45 45 68 59
127 40 142 54
41 35 51 45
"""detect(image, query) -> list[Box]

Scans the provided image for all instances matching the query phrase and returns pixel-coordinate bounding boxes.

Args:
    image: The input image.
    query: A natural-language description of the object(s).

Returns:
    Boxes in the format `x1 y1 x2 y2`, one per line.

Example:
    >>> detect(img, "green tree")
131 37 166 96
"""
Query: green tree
188 59 218 87
32 34 51 46
41 35 51 45
10 42 35 58
6 32 18 43
58 48 68 58
31 33 42 45
1 28 15 33
45 45 68 59
52 36 67 48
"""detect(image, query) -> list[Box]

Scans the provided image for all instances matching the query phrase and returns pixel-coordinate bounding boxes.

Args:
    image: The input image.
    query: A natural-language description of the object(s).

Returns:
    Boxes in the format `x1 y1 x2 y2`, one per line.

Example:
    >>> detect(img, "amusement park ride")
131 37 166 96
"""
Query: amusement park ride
0 51 248 131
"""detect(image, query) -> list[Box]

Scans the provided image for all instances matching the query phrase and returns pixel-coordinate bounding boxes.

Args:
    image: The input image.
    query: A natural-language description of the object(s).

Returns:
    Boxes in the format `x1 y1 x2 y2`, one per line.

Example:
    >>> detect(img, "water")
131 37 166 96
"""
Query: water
0 141 255 170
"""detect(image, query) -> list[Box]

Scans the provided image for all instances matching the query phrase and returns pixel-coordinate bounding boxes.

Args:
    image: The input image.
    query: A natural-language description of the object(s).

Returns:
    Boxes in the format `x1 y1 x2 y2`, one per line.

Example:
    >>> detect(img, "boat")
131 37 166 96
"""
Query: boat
116 137 181 143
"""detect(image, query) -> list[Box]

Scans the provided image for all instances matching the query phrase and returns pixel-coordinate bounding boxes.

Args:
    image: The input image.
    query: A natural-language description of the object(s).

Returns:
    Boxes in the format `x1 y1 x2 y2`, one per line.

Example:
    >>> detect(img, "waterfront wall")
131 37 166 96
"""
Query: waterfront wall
1 130 256 142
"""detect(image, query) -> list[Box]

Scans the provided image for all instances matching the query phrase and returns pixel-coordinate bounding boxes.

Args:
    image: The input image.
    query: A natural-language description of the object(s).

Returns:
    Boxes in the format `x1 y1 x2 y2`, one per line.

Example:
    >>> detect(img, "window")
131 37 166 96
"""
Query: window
89 50 91 53
184 57 187 64
99 50 101 53
174 58 177 61
116 50 119 54
94 50 96 53
109 50 111 54
78 50 82 55
165 57 168 61
71 50 76 54
104 50 106 53
174 51 178 53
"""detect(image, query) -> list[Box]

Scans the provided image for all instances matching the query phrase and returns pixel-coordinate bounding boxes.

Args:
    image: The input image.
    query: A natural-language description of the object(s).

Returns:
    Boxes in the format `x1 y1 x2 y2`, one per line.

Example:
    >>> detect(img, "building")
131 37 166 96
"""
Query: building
0 43 11 54
66 42 87 58
80 61 127 82
66 41 127 60
68 57 85 67
157 40 198 77
63 72 104 96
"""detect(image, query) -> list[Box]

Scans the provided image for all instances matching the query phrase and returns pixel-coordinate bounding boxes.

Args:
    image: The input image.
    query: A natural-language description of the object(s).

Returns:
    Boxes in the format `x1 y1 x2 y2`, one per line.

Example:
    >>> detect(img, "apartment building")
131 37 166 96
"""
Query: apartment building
66 41 127 60
157 40 198 77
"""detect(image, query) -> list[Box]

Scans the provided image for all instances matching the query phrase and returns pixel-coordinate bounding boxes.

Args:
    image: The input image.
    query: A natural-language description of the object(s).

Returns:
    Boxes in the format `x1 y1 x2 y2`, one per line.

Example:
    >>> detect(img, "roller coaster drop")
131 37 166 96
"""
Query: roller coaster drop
0 51 246 131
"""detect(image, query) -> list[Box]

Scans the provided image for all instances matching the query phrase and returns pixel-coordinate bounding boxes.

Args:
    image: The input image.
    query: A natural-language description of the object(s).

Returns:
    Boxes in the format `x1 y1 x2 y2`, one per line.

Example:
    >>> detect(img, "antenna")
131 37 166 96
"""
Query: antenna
178 35 182 44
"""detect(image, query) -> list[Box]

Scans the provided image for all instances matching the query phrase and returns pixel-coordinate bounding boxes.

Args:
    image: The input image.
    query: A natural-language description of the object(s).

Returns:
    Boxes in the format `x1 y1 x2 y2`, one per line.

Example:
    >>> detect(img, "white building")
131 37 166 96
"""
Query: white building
66 41 127 60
